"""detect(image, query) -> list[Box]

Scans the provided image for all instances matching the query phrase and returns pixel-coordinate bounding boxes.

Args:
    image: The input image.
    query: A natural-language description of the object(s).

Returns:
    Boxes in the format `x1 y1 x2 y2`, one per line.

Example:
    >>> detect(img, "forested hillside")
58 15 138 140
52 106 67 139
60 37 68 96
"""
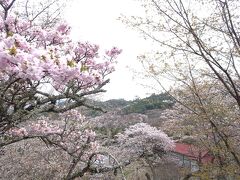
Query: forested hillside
82 93 174 117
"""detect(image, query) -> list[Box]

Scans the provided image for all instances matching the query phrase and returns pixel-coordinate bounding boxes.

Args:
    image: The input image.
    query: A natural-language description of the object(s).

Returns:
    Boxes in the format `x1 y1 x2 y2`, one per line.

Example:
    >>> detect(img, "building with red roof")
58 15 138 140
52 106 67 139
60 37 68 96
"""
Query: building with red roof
171 143 214 172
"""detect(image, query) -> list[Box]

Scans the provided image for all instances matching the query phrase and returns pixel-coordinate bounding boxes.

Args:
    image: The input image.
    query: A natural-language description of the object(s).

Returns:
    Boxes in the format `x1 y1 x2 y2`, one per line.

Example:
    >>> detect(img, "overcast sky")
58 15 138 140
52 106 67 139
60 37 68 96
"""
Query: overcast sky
64 0 157 100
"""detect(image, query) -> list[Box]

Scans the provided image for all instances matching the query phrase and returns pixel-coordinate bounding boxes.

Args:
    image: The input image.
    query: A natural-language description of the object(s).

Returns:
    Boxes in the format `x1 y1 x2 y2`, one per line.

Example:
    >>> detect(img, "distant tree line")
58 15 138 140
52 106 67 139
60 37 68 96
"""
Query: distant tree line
122 93 174 114
84 93 174 117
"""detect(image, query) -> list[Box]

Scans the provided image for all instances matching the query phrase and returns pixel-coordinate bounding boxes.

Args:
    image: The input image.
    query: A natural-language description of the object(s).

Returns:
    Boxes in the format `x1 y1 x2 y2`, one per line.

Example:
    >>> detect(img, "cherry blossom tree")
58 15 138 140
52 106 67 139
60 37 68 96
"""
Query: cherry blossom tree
122 0 240 178
114 123 175 180
0 110 101 179
0 0 123 179
0 0 121 140
158 82 240 178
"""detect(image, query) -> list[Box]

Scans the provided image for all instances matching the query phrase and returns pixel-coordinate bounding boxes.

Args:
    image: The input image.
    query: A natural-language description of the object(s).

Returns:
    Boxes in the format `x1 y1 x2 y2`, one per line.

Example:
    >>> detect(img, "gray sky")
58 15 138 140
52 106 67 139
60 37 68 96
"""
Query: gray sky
64 0 157 100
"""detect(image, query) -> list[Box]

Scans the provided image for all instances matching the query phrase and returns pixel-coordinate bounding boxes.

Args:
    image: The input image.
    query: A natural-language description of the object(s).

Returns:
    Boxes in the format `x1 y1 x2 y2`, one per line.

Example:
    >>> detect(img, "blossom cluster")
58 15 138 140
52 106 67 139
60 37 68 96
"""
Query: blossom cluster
6 119 62 137
6 109 99 155
6 109 82 136
0 14 121 90
61 109 85 123
6 127 28 137
117 123 175 155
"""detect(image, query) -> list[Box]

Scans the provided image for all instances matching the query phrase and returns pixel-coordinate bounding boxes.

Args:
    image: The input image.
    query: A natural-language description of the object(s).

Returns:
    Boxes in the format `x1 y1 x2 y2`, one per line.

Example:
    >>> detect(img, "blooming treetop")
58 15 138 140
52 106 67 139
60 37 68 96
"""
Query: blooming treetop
0 16 121 86
117 123 174 158
0 0 121 135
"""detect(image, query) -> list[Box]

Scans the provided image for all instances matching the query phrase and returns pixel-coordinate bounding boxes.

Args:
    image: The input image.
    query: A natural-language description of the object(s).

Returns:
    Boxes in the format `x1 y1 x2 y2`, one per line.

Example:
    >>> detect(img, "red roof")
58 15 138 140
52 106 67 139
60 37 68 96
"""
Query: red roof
173 143 213 163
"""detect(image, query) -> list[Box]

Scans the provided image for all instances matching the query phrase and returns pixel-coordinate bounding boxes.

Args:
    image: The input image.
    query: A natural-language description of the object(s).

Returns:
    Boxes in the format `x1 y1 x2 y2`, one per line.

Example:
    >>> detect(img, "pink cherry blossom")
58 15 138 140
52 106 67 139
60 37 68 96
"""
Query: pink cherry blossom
106 47 122 58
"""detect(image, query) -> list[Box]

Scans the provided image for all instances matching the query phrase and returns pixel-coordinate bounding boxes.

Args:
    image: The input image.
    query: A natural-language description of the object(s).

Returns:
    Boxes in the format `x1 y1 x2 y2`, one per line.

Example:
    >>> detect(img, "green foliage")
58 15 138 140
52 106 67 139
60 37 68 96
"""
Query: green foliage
104 99 129 108
122 93 174 114
82 93 174 117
